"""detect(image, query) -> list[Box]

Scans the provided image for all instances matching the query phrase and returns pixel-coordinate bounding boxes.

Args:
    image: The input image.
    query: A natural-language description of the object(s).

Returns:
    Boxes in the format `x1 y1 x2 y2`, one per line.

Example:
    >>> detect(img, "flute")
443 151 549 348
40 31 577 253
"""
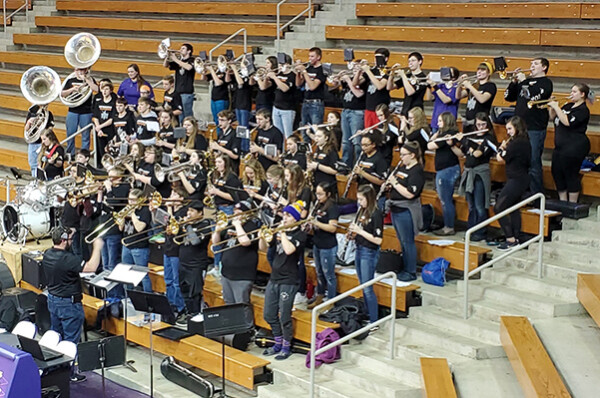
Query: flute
348 120 386 140
428 128 489 143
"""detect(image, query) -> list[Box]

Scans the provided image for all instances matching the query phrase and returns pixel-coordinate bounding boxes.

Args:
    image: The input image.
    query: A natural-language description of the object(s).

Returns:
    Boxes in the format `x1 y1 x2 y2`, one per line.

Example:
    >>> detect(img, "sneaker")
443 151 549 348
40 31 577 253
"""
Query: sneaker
307 295 324 310
275 349 292 360
175 312 189 327
433 227 455 236
294 292 308 305
498 240 519 251
70 373 87 383
263 346 281 356
369 325 380 333
397 271 417 282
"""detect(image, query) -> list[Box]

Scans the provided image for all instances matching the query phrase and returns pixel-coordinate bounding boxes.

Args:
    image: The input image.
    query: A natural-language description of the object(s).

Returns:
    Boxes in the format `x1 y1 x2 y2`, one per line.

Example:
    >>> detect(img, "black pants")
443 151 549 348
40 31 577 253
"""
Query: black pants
263 281 298 342
495 176 529 240
179 264 205 314
551 149 586 193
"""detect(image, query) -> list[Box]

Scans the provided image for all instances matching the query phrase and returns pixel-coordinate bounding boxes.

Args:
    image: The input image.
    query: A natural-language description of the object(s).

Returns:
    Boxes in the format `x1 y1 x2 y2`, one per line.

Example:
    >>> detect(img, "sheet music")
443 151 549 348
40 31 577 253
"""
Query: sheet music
107 263 148 286
338 268 357 276
378 277 412 288
428 239 454 246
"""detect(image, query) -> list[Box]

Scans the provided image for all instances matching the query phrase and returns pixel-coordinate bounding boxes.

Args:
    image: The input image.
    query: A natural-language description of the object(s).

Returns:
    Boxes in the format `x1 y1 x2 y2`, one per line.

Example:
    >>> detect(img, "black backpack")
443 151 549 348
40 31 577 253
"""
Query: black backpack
319 296 369 340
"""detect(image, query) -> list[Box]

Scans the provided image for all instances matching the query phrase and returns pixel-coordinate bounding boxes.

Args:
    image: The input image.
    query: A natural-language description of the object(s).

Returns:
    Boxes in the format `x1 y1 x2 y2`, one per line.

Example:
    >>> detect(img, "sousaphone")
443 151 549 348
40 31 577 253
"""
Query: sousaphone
60 32 101 108
20 66 61 143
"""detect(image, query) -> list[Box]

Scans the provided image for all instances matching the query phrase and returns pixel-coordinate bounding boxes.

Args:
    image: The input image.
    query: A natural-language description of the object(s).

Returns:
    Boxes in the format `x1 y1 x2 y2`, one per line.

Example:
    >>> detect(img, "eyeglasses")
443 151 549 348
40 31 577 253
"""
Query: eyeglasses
400 152 412 157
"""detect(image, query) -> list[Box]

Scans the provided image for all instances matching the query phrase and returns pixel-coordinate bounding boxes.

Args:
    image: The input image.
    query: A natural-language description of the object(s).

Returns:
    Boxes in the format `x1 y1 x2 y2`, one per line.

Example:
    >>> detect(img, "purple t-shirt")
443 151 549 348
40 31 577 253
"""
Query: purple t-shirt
430 83 459 130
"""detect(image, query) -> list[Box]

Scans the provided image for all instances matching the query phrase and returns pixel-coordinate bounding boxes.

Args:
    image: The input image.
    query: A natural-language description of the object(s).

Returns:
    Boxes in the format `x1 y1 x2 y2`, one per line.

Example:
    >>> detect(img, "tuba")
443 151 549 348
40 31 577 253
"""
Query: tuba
60 32 101 108
20 66 62 143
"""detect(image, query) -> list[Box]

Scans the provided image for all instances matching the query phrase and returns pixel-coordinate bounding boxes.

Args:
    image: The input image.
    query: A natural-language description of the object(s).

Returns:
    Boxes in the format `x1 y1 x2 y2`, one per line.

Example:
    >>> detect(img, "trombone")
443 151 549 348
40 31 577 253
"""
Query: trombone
101 153 135 170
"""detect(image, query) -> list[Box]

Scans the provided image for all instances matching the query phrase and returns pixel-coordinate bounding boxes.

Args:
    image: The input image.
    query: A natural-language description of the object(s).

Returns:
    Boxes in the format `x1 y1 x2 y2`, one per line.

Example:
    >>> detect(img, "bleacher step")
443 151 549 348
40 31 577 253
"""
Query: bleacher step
504 249 598 284
480 268 577 302
552 229 600 248
561 216 600 234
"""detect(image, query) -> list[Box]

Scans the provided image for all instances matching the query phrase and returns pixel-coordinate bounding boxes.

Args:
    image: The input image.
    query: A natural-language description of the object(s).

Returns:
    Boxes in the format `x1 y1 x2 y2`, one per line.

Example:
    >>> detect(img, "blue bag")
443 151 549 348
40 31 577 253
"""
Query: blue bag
421 257 450 287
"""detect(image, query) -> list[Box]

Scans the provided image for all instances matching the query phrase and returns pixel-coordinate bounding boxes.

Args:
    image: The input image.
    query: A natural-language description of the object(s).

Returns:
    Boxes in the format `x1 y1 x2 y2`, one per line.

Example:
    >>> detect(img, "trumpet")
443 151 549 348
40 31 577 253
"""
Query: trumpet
293 60 310 72
326 70 355 84
453 74 479 87
527 96 571 109
498 68 527 80
84 170 133 185
101 153 135 170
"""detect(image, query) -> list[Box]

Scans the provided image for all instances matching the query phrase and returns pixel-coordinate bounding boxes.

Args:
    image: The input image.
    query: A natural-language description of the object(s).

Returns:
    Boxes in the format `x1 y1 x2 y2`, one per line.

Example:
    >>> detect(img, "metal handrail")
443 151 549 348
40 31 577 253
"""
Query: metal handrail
3 0 29 36
209 28 247 62
276 0 312 53
463 192 546 319
309 271 397 398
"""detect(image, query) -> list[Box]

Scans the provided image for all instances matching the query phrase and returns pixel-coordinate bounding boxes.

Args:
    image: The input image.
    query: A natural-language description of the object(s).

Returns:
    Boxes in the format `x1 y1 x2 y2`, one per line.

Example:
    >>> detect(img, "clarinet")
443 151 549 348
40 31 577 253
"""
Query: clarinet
340 206 362 259
376 159 404 201
343 151 364 198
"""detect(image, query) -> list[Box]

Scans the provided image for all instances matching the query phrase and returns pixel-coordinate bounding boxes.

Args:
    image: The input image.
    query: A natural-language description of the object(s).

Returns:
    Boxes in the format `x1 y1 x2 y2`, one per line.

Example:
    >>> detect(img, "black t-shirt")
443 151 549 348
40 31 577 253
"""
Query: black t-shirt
302 64 326 101
365 68 390 111
206 71 229 101
554 102 590 156
101 183 130 236
357 150 388 188
502 136 531 179
186 165 207 201
273 71 296 110
465 81 497 121
285 186 312 209
61 199 80 229
169 57 195 94
213 172 242 206
218 127 241 169
113 111 136 140
313 147 339 187
433 130 460 171
122 206 153 249
282 151 307 169
376 123 399 167
389 163 425 202
221 219 261 281
341 79 368 110
63 75 96 114
163 89 183 113
233 76 252 111
135 112 160 141
395 71 427 116
136 161 162 189
42 248 84 297
26 105 55 145
158 126 177 155
92 96 116 140
505 76 553 131
179 219 212 269
404 128 430 163
42 144 65 180
269 227 307 285
462 132 496 168
355 208 383 250
242 179 269 201
255 125 284 171
188 134 208 153
256 81 276 108
313 202 339 249
164 206 188 257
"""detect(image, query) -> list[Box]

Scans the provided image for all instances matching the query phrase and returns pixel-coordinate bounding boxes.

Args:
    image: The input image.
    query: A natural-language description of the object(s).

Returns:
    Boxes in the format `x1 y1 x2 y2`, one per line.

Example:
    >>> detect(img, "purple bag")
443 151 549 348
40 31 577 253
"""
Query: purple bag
306 328 341 368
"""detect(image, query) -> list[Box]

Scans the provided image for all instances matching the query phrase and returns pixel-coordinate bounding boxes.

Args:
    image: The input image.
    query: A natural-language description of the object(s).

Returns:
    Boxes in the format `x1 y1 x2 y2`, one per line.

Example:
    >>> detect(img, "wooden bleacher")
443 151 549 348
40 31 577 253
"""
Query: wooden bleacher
419 357 457 398
500 316 571 398
2 0 33 26
577 273 600 328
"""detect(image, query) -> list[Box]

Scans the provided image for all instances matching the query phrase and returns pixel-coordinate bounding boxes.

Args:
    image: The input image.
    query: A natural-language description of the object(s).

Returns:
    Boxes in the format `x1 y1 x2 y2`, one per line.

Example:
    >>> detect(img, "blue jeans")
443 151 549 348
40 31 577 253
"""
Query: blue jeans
341 109 364 167
121 246 152 292
102 234 124 298
528 129 546 194
213 205 234 268
313 245 337 299
164 255 186 312
235 109 251 128
48 294 85 343
66 111 92 156
391 209 417 275
272 106 295 138
300 100 324 142
211 99 229 136
435 164 460 229
28 143 41 177
355 245 379 323
180 93 195 123
465 176 487 240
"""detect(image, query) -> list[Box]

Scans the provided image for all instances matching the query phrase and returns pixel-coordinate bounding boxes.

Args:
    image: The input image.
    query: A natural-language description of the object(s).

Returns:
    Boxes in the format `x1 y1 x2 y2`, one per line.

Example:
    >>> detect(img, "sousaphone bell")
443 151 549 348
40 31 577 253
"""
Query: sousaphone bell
20 66 62 143
60 32 101 108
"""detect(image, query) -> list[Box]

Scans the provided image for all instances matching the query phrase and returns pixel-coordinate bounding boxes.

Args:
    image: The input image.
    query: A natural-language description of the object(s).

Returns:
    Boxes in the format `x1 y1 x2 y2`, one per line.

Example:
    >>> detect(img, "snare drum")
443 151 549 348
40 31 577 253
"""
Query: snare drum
1 203 51 243
20 182 47 210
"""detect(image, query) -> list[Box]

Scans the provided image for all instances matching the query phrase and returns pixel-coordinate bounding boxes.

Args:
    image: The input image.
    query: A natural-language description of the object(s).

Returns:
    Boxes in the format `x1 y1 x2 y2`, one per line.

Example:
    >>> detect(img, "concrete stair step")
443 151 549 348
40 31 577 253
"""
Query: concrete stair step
409 306 500 346
480 268 577 302
526 241 599 268
457 280 583 317
552 229 600 248
381 318 505 360
326 363 421 397
561 217 600 233
497 253 590 285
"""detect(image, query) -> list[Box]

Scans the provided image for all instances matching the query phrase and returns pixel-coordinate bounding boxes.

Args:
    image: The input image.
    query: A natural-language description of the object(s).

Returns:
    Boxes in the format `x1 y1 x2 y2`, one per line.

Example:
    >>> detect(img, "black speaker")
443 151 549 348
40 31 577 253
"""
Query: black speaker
21 251 46 289
3 287 37 320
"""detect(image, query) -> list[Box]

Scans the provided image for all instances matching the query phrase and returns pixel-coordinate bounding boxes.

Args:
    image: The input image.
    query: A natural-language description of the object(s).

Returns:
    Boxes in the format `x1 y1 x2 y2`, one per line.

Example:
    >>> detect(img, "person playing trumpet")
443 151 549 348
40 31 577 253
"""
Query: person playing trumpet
268 53 296 138
200 52 230 135
164 43 195 124
177 150 207 201
353 48 390 127
295 47 326 142
227 58 252 128
455 62 497 132
250 55 277 112
386 51 427 117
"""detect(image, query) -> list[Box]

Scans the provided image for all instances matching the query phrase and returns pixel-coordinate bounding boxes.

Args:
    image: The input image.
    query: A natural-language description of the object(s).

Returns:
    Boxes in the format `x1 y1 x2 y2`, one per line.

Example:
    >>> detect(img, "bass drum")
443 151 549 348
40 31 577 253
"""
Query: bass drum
20 182 47 210
1 204 51 243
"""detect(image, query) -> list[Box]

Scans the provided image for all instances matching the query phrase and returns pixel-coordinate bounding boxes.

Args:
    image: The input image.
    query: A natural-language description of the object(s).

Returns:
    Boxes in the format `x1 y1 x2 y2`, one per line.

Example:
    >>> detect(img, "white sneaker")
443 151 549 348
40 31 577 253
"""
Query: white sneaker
294 293 308 305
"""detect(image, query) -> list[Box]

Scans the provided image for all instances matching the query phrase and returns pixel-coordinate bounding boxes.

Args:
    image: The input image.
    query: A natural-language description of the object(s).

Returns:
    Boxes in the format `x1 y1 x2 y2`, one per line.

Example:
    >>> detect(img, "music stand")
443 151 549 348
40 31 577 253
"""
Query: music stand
105 263 150 373
78 335 125 398
127 290 175 398
203 303 254 398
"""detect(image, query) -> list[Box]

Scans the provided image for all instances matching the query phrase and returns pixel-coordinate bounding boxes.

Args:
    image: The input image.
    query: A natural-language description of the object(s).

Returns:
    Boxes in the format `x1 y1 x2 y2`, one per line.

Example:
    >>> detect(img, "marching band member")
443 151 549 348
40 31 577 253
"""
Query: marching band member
326 111 343 152
504 57 553 194
134 97 160 146
269 53 296 138
495 116 531 251
39 129 65 180
62 66 98 156
228 60 253 128
61 166 84 257
92 80 116 163
260 201 307 360
164 43 195 123
399 107 430 162
355 133 387 210
457 113 496 242
209 153 242 215
350 184 383 325
307 128 339 188
386 51 427 116
117 64 154 109
307 182 339 309
25 103 54 177
456 62 496 131
354 48 390 127
210 110 241 172
241 158 269 202
387 141 425 282
108 98 136 155
212 200 261 305
428 67 460 133
281 134 307 169
202 52 230 134
159 75 183 119
177 116 208 157
251 108 284 172
251 56 277 112
296 47 326 141
427 112 462 236
374 103 399 167
177 150 207 201
548 83 591 203
155 110 178 156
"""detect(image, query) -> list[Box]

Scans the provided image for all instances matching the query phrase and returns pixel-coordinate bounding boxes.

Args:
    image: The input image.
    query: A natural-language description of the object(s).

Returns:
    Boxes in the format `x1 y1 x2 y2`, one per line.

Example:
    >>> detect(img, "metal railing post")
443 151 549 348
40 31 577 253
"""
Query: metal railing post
309 271 398 398
209 28 247 62
462 192 546 319
277 0 312 54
